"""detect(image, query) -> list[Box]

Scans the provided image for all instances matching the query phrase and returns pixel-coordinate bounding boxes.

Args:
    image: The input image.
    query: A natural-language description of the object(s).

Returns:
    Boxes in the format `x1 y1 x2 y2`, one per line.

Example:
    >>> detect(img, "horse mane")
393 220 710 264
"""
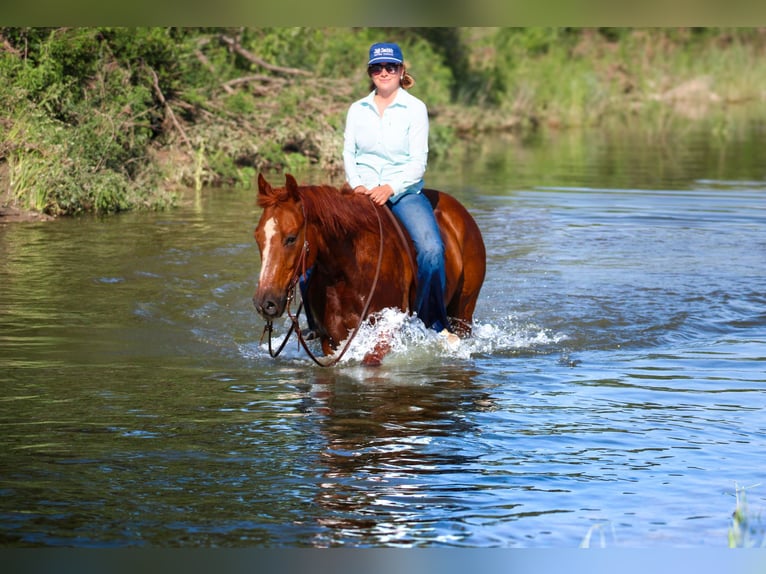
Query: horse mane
260 181 381 237
303 184 382 237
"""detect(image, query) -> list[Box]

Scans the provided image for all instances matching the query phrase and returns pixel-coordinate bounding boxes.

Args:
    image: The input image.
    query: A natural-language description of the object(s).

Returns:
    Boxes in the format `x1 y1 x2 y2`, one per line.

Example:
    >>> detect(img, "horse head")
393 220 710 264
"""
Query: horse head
253 173 309 321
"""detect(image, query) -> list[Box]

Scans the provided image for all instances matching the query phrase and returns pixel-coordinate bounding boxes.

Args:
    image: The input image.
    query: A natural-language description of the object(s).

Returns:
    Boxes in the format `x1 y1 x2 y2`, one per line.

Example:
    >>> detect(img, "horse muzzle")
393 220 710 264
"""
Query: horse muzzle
253 290 287 320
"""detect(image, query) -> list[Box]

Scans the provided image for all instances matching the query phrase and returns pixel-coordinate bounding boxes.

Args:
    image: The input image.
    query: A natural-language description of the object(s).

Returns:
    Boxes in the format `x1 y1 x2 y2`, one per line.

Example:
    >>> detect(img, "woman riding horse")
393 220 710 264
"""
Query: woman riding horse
343 42 455 341
256 43 485 364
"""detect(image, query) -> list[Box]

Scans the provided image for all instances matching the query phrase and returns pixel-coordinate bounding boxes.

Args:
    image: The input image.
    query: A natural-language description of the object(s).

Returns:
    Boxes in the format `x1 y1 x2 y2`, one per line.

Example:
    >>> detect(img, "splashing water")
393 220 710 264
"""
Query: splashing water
246 307 566 366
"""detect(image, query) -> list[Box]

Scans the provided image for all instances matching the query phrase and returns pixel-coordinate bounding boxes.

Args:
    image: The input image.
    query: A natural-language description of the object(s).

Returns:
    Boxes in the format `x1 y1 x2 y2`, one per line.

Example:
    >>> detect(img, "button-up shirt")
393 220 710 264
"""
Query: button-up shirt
343 88 429 200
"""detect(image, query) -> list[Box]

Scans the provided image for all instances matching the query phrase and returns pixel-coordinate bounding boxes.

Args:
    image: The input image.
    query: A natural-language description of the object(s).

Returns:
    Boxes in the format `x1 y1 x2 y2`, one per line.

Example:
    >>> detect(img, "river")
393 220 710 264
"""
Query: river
1 119 765 548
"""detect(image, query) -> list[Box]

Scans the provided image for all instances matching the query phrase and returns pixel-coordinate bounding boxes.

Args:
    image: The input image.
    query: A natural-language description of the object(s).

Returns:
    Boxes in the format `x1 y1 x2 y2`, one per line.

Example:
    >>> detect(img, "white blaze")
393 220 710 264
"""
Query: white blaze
258 216 279 285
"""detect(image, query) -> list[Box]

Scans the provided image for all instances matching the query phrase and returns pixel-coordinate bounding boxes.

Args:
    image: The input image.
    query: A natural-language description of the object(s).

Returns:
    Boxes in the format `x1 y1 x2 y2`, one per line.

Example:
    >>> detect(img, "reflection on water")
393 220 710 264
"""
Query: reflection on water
1 120 765 547
302 367 489 547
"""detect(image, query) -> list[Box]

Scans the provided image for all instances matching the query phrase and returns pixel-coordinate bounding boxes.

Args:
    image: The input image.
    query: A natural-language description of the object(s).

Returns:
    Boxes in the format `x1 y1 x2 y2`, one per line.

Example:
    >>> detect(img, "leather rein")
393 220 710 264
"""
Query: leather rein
260 197 398 367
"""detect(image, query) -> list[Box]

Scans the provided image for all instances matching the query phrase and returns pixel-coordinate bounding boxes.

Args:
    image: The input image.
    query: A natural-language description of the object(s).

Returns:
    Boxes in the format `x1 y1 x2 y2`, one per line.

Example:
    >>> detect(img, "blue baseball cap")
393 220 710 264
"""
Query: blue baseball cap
368 42 403 65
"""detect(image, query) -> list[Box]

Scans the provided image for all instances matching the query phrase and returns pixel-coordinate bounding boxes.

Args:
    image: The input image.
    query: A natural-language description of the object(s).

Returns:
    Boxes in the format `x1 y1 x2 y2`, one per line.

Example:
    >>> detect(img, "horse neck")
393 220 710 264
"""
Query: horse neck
306 219 371 272
302 192 382 273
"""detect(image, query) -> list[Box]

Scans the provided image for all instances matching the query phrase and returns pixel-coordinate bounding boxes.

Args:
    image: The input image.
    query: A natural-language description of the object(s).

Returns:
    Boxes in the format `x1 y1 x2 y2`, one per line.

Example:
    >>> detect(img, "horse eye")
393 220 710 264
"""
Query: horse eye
284 235 297 247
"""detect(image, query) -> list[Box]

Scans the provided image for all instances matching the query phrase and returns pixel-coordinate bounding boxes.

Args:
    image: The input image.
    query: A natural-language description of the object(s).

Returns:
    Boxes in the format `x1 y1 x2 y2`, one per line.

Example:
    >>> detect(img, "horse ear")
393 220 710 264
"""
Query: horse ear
284 173 300 201
257 173 271 197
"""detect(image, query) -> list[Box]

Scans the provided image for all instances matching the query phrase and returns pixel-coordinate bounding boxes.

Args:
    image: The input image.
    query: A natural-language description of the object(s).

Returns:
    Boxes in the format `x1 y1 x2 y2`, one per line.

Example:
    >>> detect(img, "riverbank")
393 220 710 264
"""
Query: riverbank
2 28 765 220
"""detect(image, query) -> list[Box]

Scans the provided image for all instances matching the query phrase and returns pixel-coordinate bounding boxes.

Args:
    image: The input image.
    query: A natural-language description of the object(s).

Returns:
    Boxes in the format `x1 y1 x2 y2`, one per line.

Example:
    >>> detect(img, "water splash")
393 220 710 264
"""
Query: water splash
241 308 567 365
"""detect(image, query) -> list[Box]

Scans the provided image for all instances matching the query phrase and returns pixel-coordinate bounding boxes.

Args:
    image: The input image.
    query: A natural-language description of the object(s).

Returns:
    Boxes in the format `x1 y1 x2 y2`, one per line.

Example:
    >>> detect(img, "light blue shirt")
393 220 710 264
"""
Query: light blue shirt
343 88 429 199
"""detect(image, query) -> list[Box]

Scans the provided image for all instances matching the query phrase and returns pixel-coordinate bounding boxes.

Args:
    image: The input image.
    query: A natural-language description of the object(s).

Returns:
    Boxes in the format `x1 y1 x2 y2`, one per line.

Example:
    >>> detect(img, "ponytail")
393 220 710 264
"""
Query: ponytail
400 64 415 89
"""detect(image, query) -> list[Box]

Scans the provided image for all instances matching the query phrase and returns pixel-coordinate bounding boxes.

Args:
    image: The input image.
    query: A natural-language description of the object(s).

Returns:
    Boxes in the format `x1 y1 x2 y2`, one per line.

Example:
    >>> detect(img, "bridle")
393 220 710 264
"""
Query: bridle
259 197 386 367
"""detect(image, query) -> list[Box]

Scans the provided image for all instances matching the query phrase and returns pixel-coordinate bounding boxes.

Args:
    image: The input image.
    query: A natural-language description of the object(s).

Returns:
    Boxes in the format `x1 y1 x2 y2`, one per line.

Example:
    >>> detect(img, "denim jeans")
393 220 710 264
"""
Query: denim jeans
298 266 316 331
389 191 450 332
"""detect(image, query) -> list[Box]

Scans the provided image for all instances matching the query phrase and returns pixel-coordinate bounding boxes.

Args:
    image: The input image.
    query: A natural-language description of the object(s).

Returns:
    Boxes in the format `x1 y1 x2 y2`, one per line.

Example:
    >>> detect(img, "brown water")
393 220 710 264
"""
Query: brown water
1 120 765 547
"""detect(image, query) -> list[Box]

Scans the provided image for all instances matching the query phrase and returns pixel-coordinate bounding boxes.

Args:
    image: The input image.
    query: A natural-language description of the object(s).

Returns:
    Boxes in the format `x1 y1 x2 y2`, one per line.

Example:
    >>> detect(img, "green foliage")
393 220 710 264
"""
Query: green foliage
222 90 256 115
2 27 766 216
0 27 181 214
428 123 455 160
238 27 374 79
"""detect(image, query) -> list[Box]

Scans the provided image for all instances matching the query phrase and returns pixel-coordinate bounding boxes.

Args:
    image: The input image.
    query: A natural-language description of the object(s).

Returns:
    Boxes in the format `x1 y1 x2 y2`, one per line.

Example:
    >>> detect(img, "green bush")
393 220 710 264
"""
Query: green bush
0 27 180 214
2 27 766 215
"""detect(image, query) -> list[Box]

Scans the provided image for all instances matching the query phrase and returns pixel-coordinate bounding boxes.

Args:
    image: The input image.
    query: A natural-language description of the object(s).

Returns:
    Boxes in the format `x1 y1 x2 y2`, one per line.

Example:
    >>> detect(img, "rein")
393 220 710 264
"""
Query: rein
260 238 309 359
260 197 385 367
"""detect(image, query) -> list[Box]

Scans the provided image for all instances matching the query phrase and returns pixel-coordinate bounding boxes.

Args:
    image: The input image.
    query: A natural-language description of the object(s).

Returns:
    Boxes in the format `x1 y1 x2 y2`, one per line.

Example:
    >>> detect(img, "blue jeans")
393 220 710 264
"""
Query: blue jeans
298 266 316 331
390 191 450 332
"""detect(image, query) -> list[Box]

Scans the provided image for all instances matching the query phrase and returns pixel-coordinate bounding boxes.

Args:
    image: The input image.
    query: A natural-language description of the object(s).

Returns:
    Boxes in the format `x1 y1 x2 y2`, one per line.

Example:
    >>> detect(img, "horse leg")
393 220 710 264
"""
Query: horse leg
441 214 486 338
445 271 484 337
362 330 393 366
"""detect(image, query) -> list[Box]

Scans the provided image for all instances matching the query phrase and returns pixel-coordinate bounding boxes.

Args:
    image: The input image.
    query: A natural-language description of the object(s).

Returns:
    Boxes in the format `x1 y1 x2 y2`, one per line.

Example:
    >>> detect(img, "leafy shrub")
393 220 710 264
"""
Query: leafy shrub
3 27 766 215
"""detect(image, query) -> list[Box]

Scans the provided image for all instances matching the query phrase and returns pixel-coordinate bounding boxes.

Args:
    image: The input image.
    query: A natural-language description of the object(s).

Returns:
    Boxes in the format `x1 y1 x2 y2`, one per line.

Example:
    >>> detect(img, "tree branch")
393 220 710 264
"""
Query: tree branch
219 35 313 77
222 74 286 90
148 67 193 154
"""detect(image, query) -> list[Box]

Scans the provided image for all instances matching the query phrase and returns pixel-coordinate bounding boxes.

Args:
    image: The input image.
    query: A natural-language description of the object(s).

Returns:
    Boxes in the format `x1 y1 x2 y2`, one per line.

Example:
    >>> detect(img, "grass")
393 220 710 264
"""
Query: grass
728 483 765 548
579 522 617 548
577 483 766 548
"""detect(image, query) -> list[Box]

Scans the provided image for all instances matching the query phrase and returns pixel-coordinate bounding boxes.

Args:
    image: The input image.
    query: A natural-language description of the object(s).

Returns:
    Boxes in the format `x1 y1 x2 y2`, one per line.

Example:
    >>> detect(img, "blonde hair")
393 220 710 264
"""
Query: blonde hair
368 63 415 91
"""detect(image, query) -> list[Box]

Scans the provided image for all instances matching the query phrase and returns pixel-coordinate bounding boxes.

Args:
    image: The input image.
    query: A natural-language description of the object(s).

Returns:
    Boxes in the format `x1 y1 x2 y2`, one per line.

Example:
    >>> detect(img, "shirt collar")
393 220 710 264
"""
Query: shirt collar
362 88 407 109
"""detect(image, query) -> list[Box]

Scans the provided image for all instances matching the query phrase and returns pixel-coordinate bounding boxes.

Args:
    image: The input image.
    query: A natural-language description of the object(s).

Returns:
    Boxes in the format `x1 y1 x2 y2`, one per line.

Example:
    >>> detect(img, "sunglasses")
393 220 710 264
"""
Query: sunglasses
368 63 401 76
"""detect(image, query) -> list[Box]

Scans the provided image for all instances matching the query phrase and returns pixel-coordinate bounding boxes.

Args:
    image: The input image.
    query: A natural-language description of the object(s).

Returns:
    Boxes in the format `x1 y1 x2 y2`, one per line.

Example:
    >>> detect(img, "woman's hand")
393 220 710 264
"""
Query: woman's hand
354 184 394 205
369 185 394 206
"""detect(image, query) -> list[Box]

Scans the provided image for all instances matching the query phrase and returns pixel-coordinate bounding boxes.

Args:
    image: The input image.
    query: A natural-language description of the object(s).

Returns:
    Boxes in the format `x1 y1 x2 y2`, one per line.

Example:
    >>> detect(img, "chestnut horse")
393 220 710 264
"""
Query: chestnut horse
253 173 486 365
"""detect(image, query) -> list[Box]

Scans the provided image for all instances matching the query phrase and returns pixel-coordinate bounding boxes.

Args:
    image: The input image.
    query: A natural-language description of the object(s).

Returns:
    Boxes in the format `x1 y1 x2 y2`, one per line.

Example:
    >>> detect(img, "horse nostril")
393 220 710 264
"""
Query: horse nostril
254 297 279 317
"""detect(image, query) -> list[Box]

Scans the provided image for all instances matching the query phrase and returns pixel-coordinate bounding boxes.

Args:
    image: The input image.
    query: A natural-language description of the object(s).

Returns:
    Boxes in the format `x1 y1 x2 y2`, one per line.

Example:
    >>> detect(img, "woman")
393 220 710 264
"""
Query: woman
343 42 453 336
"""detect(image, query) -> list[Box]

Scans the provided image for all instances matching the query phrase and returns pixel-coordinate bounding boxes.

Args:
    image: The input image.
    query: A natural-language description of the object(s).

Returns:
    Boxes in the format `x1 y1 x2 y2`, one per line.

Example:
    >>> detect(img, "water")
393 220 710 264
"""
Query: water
1 122 765 548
